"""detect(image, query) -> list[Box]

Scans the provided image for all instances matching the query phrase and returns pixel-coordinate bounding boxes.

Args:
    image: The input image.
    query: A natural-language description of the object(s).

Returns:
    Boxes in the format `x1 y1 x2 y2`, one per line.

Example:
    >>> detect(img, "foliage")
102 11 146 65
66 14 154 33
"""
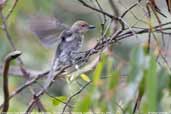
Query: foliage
0 0 171 113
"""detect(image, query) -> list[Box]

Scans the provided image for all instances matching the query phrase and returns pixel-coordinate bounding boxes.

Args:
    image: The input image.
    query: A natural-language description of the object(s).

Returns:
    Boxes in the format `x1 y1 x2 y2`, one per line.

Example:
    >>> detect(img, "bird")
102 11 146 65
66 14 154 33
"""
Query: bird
30 15 95 80
53 20 96 71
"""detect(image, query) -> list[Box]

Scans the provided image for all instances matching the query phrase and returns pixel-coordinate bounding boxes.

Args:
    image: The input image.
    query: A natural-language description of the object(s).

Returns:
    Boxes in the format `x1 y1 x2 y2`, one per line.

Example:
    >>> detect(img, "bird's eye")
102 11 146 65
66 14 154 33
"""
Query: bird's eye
81 24 86 27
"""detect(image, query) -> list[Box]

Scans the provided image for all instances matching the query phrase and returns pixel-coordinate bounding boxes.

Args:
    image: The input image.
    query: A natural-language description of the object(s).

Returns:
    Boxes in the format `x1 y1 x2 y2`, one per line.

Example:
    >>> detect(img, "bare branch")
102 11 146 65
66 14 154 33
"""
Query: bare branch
1 51 22 113
0 0 170 113
0 22 170 110
0 10 24 66
0 6 45 111
108 0 119 17
121 2 138 18
0 12 16 50
5 0 19 20
78 0 115 19
62 81 91 114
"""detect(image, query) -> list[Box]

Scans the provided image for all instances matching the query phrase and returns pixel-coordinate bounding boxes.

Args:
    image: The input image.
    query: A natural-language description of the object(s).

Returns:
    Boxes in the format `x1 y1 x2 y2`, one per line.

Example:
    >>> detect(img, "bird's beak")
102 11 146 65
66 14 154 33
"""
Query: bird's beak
88 25 96 29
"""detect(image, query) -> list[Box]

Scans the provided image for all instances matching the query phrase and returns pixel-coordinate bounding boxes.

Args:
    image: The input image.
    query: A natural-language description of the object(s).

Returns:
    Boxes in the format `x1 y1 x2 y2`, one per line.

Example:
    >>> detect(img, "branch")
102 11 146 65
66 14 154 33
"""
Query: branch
0 21 170 110
24 66 68 113
5 0 19 20
0 65 45 78
121 2 139 18
0 6 29 78
108 0 119 17
0 20 170 110
61 76 124 113
24 97 37 113
0 0 170 113
24 95 46 113
0 12 16 50
0 6 46 111
1 51 22 113
45 92 73 108
0 10 23 66
78 0 115 19
62 81 91 114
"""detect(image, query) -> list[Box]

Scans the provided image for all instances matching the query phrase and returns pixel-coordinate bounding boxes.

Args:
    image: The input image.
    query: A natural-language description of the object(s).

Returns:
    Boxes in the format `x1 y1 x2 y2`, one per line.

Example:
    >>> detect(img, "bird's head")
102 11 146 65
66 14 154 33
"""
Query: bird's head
71 20 95 33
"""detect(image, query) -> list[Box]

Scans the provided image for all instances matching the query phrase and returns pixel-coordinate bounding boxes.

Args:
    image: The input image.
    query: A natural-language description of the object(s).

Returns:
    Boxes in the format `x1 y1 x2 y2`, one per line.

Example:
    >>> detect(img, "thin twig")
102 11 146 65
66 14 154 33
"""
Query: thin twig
0 12 16 50
94 0 107 35
36 82 73 108
24 65 69 113
5 0 19 20
0 11 23 65
62 81 91 114
121 2 138 18
25 96 37 113
133 93 143 114
78 0 115 19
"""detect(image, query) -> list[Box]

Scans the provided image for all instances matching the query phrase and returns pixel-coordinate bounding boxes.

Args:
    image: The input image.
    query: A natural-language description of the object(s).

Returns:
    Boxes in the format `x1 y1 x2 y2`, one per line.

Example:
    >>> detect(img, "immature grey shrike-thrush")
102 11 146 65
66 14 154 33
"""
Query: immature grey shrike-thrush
30 16 95 79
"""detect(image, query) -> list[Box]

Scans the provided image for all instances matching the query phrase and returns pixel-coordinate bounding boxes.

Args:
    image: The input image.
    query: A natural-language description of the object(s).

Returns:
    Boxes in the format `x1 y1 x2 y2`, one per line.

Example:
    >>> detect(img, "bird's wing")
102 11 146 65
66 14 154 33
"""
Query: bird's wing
54 30 72 56
29 15 69 47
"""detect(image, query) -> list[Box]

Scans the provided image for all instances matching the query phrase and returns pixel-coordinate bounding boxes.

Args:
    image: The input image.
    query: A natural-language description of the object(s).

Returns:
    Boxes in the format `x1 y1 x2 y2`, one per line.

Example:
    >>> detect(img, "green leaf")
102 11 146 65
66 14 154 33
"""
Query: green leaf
157 68 169 95
74 95 91 112
93 61 103 85
127 47 145 83
80 74 91 82
145 56 157 112
108 70 119 90
52 96 67 106
168 74 171 95
93 54 106 86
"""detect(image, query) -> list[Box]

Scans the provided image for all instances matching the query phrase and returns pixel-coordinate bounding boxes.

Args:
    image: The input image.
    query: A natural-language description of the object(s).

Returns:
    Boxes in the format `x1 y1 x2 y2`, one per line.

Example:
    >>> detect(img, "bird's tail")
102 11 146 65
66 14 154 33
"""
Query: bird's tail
47 58 60 84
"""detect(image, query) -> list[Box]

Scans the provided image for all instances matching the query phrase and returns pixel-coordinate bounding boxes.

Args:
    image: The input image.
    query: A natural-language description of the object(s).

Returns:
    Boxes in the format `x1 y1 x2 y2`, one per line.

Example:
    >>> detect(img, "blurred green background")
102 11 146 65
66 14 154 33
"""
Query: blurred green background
0 0 171 113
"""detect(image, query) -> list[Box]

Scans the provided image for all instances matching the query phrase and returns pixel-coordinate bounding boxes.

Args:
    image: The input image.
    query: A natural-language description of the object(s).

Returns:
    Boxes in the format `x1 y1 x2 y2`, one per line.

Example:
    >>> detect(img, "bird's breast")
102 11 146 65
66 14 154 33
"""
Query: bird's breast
55 33 84 64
